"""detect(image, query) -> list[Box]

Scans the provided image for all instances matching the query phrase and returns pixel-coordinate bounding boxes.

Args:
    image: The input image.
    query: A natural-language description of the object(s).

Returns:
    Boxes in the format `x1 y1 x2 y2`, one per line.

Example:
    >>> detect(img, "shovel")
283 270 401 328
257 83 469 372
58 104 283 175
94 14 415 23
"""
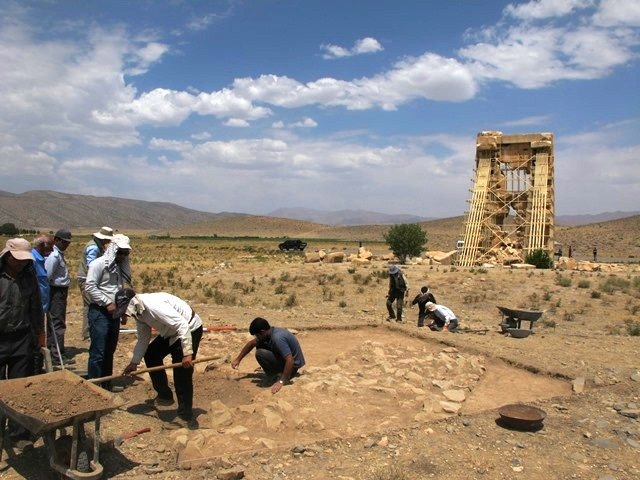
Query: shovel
87 355 220 384
112 427 151 448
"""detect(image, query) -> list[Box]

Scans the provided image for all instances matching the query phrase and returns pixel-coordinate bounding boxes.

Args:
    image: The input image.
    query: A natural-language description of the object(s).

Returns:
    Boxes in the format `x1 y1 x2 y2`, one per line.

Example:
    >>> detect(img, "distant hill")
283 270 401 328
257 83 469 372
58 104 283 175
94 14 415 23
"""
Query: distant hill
556 211 640 226
268 207 433 226
0 190 237 231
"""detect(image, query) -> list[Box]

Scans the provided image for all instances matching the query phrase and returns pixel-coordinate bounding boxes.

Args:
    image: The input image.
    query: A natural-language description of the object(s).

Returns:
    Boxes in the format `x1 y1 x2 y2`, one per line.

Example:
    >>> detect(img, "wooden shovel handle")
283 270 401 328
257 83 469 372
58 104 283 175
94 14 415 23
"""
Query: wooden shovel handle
87 355 220 384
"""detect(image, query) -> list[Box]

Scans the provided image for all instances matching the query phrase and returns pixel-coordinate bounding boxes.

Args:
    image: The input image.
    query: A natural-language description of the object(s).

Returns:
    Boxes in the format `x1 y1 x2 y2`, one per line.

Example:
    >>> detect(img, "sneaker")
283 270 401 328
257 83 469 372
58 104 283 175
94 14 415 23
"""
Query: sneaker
386 316 395 322
146 396 174 407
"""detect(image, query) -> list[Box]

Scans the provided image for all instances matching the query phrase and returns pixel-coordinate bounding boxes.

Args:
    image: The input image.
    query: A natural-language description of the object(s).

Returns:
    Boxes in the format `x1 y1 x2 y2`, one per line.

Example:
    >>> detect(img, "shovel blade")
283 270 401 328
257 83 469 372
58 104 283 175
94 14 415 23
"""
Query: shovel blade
41 347 53 373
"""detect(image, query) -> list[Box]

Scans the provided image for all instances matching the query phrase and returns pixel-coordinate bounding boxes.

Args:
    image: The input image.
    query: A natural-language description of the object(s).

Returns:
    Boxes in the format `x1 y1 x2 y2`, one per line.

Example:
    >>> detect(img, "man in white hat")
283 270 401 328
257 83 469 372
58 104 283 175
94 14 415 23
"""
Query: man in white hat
425 302 459 332
77 226 114 340
84 234 132 389
0 238 45 449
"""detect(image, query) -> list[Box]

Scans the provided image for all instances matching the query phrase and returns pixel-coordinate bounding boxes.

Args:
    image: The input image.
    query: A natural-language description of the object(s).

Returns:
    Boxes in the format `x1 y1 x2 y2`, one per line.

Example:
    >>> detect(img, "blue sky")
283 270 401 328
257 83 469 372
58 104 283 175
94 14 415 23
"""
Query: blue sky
1 0 639 218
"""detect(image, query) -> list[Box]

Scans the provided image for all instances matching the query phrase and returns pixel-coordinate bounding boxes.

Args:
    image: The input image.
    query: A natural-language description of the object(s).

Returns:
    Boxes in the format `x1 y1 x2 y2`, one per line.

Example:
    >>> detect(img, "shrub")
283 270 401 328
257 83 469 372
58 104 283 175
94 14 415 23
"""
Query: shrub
600 276 630 294
577 279 591 289
274 284 286 294
284 294 297 307
556 275 572 287
624 319 640 336
525 249 554 269
591 290 601 299
338 300 347 308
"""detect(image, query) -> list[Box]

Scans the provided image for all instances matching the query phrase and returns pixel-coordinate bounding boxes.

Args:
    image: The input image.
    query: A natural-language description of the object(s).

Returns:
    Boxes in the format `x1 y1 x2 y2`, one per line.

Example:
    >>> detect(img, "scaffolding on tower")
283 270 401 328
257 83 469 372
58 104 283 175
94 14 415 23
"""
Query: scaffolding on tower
457 132 555 267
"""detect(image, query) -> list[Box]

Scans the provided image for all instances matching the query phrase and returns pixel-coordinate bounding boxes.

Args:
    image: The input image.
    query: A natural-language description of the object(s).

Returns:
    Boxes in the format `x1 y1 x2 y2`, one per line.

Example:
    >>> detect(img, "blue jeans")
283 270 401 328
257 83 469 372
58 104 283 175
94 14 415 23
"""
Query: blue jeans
87 305 120 388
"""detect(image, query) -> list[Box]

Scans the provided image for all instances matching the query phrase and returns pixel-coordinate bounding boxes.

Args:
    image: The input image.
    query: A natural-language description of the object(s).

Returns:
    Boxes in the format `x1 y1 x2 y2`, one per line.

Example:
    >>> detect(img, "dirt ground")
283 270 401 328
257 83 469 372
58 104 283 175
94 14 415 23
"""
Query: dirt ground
1 239 639 480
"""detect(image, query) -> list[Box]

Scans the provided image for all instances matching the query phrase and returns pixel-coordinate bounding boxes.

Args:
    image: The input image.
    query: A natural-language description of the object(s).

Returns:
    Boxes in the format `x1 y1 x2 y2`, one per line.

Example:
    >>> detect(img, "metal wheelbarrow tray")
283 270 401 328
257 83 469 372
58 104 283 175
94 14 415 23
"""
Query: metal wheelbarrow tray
497 306 544 331
0 370 126 479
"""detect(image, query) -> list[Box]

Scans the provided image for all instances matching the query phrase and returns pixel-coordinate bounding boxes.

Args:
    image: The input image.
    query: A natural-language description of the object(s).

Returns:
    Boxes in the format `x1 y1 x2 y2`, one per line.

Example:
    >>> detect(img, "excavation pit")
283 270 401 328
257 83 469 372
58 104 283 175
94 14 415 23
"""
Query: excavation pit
172 326 570 463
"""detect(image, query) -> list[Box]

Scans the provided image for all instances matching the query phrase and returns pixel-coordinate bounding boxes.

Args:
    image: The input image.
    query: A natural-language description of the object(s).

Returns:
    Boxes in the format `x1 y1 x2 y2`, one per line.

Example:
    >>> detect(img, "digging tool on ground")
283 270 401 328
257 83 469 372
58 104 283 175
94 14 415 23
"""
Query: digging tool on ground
112 427 151 448
87 355 220 384
40 346 53 373
46 313 65 370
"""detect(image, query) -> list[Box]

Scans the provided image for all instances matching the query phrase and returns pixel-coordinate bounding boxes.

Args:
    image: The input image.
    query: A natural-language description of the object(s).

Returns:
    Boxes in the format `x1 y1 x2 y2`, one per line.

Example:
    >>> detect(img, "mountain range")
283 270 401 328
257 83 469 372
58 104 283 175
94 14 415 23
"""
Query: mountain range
0 190 637 230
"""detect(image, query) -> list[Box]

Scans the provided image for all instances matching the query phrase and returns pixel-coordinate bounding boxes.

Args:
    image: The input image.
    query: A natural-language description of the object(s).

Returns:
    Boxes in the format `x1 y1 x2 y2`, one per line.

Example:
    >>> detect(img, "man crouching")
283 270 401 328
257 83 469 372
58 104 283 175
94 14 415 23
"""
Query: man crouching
232 317 305 394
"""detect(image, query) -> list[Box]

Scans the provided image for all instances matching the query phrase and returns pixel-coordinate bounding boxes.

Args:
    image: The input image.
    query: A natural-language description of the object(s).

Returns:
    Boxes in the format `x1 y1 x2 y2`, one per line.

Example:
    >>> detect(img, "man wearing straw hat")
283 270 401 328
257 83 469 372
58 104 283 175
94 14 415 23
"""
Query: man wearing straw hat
77 226 114 340
0 238 45 449
117 288 203 428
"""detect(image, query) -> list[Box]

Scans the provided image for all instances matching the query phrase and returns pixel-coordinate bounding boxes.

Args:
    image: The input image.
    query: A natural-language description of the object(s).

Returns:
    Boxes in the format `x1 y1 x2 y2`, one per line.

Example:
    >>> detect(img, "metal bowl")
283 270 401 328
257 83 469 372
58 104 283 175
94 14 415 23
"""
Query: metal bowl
498 404 546 430
507 328 531 338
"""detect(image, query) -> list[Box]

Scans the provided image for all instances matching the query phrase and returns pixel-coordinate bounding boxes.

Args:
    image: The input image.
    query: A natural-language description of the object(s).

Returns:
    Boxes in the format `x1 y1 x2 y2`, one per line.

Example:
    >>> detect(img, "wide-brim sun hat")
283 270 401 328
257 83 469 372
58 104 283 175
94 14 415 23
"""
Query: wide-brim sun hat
425 302 437 312
1 238 34 261
388 265 399 275
112 234 131 250
94 226 114 240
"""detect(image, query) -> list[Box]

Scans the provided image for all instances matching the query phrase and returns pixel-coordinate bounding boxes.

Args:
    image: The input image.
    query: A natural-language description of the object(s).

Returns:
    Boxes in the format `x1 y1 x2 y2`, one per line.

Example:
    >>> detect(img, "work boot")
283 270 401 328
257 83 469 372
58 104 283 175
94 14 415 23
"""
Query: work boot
146 395 174 407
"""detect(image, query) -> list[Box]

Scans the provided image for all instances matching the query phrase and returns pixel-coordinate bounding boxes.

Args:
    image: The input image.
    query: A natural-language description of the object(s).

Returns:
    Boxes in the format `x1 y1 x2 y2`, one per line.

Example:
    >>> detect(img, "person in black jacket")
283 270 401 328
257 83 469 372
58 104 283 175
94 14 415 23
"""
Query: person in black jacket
411 286 436 327
386 265 408 322
0 238 45 449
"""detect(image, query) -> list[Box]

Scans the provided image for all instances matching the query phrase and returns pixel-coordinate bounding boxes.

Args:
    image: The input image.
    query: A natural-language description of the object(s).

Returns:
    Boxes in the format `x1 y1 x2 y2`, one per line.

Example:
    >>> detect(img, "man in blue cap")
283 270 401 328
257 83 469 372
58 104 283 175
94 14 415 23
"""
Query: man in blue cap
44 228 72 363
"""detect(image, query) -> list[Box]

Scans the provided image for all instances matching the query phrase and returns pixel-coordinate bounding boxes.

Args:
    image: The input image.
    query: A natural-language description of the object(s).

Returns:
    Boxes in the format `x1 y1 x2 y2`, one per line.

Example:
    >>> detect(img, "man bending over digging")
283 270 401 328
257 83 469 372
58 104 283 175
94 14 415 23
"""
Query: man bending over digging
232 317 305 394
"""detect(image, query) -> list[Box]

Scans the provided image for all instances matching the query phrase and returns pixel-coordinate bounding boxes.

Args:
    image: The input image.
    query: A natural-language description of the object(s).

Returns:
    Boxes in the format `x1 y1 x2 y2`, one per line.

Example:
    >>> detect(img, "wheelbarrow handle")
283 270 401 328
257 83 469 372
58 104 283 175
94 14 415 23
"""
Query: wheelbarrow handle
87 355 221 384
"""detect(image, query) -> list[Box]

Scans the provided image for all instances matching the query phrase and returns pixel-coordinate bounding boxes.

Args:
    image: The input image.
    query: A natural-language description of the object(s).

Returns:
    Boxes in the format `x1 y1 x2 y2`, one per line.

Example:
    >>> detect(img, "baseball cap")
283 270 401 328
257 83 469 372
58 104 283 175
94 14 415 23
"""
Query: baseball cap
54 229 72 242
113 288 136 319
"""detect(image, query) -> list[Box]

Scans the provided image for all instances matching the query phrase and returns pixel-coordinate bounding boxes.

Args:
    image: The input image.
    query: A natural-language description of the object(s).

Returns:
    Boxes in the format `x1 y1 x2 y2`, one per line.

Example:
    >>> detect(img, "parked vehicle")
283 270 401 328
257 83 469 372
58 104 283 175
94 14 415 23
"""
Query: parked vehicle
278 239 307 251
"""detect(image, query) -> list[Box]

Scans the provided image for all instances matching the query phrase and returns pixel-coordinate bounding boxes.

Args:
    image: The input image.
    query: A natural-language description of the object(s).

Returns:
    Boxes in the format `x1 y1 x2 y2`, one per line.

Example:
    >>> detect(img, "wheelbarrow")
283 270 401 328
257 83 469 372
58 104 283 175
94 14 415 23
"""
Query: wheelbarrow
0 370 125 479
497 306 544 335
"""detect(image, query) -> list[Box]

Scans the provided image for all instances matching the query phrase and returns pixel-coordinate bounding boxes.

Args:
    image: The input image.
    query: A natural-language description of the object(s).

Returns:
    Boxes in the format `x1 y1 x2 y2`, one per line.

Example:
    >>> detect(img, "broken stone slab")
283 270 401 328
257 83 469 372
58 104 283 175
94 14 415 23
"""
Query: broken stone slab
217 467 245 480
619 409 640 419
443 389 466 403
572 377 586 394
440 401 462 414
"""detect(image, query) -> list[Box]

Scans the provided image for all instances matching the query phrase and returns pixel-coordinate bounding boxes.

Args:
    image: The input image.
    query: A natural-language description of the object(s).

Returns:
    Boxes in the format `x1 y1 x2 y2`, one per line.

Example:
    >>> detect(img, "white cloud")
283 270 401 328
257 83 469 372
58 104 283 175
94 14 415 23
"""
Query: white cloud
556 123 640 212
501 115 552 127
232 53 476 111
354 37 384 54
321 36 383 59
149 138 193 152
505 0 595 20
224 118 250 127
593 0 640 26
191 132 211 141
460 20 635 88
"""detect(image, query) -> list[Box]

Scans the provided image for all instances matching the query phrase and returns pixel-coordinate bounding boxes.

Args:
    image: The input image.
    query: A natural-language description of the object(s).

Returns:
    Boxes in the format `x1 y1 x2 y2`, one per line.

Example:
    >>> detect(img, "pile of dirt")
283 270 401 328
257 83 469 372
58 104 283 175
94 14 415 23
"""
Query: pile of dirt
0 373 117 424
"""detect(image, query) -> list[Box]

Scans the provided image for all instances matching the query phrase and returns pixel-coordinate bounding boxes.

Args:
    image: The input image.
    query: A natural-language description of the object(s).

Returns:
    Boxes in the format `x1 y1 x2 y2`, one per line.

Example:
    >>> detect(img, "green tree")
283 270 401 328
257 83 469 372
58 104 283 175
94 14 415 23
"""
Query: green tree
0 223 19 235
525 249 554 269
383 223 427 264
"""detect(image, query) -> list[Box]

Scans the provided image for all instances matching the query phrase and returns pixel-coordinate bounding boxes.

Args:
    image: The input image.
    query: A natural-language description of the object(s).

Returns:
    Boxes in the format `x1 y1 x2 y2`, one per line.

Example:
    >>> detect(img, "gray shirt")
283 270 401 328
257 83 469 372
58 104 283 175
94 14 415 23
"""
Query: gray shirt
44 245 70 287
84 256 124 307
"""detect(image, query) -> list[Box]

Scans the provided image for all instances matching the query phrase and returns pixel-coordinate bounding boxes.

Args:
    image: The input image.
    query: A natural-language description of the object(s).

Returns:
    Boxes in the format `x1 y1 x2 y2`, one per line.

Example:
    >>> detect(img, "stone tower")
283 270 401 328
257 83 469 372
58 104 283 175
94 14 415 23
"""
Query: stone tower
457 132 555 266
